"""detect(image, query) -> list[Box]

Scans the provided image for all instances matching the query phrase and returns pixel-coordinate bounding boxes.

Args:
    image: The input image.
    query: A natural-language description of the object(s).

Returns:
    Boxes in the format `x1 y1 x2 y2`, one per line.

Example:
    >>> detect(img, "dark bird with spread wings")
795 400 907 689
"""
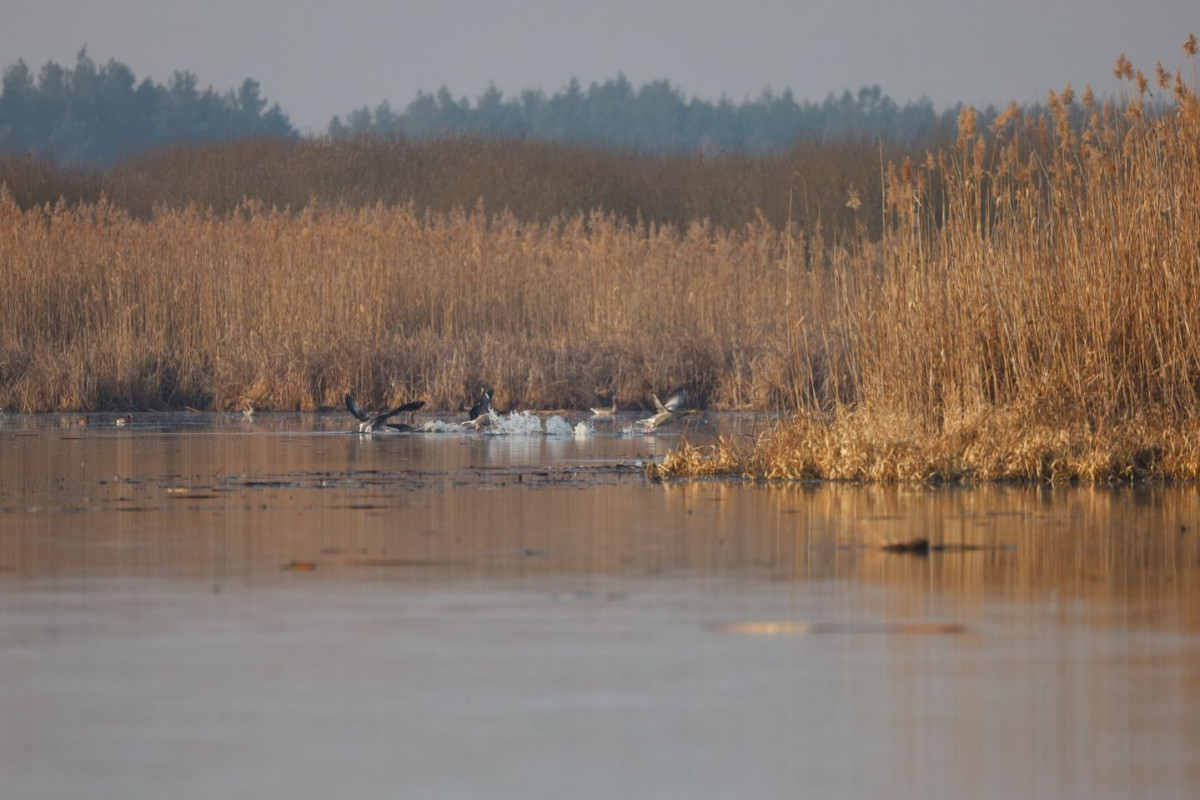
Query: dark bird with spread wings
346 394 425 433
468 388 494 421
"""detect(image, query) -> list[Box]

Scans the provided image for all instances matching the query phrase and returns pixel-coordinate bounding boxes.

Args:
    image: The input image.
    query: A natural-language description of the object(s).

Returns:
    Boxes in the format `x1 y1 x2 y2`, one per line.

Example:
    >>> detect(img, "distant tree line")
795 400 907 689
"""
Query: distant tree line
329 76 979 152
0 48 294 165
1 50 1006 166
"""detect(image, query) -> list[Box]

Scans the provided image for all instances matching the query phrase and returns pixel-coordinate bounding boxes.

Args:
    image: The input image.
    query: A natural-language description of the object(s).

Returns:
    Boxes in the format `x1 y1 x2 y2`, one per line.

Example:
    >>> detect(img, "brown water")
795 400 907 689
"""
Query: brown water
2 411 1199 800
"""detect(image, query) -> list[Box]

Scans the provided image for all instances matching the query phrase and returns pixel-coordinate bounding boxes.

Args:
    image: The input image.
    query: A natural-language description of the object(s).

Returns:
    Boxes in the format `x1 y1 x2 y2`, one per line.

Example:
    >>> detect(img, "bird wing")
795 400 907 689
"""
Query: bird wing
469 390 492 420
662 389 689 413
371 400 425 426
345 394 369 421
373 408 402 425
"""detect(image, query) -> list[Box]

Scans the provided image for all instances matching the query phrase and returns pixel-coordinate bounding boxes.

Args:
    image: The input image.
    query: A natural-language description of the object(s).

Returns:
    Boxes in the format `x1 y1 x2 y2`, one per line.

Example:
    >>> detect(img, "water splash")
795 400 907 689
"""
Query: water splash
485 410 544 436
416 420 472 434
404 411 593 437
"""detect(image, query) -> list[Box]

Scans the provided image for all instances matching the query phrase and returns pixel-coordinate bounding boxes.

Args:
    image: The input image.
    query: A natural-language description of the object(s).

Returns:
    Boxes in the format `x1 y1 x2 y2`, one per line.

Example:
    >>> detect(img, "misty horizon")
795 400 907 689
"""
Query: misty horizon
0 48 996 165
3 43 1187 132
2 1 1194 133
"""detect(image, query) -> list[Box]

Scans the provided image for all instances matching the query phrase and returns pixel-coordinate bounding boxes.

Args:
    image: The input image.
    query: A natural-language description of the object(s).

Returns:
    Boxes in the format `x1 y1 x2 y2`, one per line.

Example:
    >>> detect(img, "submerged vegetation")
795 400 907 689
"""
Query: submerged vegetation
3 40 1199 482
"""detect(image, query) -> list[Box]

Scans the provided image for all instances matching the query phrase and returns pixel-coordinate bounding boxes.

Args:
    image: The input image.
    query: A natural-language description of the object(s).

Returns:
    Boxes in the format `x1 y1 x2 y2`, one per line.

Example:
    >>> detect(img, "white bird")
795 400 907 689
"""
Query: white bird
636 388 697 431
461 411 495 430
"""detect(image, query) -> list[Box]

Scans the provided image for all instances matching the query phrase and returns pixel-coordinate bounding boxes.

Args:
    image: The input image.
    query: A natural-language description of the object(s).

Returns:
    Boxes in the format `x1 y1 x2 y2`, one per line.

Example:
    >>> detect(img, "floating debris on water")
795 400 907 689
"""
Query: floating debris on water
714 622 809 636
710 621 967 636
878 538 1015 556
881 538 932 555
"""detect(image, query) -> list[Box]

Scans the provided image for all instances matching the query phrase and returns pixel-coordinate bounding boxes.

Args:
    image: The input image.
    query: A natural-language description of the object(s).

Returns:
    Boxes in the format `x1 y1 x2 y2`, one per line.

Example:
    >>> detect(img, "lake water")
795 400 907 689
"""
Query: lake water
1 411 1198 800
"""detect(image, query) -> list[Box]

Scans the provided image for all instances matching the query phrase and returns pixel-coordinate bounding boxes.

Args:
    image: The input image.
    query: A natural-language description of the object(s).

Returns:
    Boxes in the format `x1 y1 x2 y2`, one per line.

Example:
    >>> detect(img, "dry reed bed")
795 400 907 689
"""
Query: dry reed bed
655 408 1200 483
654 43 1200 482
0 196 837 412
0 134 898 240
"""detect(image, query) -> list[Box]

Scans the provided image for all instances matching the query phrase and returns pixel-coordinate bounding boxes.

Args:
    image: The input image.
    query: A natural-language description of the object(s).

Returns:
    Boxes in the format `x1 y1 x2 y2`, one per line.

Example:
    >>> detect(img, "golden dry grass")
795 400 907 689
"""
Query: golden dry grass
653 408 1200 483
0 130 897 415
0 195 841 412
0 134 898 240
653 43 1200 482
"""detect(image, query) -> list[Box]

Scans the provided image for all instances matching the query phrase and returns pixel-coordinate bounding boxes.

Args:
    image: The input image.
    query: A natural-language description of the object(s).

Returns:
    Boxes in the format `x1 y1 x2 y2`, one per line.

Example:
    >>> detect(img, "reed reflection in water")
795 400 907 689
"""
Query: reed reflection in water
0 414 1198 799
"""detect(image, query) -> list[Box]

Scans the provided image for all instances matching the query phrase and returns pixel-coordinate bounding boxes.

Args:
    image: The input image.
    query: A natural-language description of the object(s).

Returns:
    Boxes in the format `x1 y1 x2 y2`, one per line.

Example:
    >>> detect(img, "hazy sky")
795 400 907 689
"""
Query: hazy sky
3 0 1196 133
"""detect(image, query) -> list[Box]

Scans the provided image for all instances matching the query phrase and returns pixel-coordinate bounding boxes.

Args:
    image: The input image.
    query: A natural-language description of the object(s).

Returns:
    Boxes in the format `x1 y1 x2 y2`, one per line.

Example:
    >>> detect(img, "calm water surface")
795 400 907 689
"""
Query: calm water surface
1 411 1198 799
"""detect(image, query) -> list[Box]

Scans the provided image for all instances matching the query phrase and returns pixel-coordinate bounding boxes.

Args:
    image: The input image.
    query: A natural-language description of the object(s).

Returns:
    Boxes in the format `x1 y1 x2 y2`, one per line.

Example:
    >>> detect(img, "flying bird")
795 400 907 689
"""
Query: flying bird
346 394 425 433
636 388 698 431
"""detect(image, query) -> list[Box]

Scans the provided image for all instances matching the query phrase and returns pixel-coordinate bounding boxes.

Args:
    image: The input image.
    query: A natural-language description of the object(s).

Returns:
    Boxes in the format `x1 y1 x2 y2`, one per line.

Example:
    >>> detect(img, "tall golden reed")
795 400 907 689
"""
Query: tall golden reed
0 132 899 415
0 195 841 413
656 42 1200 482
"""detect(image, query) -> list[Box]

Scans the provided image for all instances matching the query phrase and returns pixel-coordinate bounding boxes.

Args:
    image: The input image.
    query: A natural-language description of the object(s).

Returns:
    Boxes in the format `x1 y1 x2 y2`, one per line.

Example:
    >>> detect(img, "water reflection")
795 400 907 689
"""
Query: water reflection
1 414 1198 799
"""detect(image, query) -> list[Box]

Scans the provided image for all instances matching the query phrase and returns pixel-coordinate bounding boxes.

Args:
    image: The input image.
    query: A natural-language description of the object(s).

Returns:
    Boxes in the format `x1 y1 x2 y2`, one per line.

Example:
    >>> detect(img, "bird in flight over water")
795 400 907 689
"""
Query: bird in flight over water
636 388 698 431
346 394 425 433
